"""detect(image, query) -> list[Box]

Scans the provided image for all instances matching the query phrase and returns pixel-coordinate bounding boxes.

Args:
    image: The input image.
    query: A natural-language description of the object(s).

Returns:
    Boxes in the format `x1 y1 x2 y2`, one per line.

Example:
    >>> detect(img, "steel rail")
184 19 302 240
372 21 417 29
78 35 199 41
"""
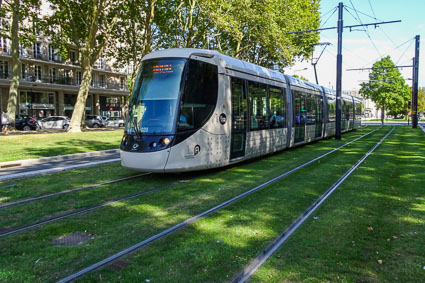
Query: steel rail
0 180 181 238
57 126 383 283
0 173 150 209
232 126 395 283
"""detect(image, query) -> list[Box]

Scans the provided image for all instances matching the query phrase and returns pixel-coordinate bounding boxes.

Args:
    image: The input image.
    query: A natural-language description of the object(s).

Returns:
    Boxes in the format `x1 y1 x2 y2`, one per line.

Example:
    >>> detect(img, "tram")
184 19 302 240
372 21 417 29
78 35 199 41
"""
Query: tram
120 49 363 172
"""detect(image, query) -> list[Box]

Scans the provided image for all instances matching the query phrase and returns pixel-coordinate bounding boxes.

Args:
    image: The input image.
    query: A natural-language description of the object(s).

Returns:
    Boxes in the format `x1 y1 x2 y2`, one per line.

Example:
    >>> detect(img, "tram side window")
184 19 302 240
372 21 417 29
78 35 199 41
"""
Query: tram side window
349 101 354 120
177 59 218 132
269 87 286 128
356 103 362 118
231 78 247 131
305 93 316 125
327 97 336 122
248 81 268 130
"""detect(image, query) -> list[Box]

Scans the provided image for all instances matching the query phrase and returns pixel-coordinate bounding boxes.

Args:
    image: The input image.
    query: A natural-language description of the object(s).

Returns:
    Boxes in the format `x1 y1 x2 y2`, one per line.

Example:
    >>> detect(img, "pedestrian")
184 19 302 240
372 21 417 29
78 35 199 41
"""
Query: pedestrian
2 109 10 135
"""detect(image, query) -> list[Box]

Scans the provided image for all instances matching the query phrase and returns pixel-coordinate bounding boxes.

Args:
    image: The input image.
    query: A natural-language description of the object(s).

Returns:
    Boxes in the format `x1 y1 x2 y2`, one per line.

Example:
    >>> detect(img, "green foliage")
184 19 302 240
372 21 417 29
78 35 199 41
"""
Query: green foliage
111 0 320 92
44 0 121 64
418 87 425 113
201 0 320 70
0 0 39 47
359 56 411 116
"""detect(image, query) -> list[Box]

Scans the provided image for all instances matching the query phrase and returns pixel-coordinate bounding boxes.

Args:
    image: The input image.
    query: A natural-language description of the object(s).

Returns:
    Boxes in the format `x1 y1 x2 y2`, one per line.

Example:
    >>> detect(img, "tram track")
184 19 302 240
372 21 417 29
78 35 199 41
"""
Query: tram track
231 126 395 283
56 126 384 283
0 173 150 209
0 179 185 238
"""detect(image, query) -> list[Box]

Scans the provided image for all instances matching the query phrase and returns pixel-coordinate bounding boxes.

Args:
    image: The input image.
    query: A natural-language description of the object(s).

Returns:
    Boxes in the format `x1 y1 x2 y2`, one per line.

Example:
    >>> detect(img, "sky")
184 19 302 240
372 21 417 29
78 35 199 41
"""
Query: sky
284 0 425 91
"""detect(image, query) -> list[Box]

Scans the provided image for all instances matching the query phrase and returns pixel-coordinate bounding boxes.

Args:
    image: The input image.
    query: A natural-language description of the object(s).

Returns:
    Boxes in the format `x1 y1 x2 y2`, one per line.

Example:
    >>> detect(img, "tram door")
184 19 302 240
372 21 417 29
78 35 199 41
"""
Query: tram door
315 95 323 138
294 90 306 143
230 78 247 160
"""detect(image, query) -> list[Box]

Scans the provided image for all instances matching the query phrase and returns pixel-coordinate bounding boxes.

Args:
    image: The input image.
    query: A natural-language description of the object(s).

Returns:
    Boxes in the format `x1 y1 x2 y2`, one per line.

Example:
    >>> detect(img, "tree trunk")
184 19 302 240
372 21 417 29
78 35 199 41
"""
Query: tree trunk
68 59 93 132
381 104 385 125
185 0 196 48
6 0 21 127
142 0 156 57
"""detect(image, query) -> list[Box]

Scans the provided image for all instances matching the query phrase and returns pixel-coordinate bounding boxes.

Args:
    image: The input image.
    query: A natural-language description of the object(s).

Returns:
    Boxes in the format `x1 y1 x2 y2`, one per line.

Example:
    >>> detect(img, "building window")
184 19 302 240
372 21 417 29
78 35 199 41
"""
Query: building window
0 61 9 79
91 74 95 87
21 64 26 79
69 51 76 64
76 71 82 85
0 37 8 53
48 45 54 61
64 69 71 85
97 57 105 69
120 77 126 89
19 44 28 57
33 42 41 59
35 65 42 81
49 68 56 83
99 74 105 87
33 21 40 35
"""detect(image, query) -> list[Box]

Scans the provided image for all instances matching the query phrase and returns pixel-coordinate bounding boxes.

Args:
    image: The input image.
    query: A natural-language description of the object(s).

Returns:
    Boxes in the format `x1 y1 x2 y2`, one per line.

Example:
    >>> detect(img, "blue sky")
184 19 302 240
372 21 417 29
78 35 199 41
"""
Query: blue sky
285 0 425 90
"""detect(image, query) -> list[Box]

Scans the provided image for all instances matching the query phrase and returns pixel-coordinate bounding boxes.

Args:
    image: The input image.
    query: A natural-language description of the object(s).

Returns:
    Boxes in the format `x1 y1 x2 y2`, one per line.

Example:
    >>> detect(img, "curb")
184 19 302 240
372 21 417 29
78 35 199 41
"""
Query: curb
0 149 120 169
0 158 121 182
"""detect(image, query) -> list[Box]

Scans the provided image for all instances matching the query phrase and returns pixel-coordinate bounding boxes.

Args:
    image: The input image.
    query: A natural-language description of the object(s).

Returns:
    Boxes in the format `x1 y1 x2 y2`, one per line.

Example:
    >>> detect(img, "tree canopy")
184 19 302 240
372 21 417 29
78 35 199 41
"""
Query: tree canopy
359 56 410 120
108 0 320 89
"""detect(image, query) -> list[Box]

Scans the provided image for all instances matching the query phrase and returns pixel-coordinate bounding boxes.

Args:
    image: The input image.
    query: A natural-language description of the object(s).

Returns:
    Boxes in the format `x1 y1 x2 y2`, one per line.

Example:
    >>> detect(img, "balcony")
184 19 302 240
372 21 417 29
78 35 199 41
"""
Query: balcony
15 72 128 91
0 70 128 92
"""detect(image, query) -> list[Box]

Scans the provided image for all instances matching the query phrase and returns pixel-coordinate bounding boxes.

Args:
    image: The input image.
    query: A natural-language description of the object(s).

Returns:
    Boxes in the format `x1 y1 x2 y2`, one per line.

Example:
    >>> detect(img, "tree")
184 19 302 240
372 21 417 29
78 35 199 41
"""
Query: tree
44 0 121 132
200 0 320 70
418 87 425 114
0 0 39 126
107 0 159 93
359 56 410 123
112 0 320 94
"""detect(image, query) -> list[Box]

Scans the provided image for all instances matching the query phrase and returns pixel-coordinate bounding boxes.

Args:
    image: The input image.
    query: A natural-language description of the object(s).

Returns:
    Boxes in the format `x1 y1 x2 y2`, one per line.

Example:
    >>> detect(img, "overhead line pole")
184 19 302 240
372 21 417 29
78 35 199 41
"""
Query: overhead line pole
335 2 343 140
287 2 400 140
412 35 420 128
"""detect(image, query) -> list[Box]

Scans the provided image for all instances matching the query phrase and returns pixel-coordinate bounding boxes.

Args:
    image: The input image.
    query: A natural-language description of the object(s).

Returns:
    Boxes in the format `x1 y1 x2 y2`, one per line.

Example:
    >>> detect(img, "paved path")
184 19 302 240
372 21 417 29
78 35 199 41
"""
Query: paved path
0 149 120 182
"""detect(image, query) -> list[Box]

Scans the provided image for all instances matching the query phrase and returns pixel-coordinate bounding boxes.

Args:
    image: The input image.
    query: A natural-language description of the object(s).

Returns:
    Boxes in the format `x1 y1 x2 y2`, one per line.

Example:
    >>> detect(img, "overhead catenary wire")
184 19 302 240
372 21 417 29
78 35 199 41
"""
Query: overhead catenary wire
347 1 383 58
320 6 338 29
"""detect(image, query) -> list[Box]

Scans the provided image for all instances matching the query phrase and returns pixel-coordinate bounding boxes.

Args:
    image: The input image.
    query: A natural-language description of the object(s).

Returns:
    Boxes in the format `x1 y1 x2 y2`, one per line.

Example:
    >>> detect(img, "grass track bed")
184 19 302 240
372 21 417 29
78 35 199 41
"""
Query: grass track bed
0 126 389 282
76 127 390 282
251 126 425 282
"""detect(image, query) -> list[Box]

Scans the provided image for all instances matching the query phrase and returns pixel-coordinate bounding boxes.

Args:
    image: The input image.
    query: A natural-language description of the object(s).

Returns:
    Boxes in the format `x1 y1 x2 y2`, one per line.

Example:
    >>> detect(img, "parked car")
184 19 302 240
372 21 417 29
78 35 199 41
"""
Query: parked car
15 115 40 131
85 115 105 128
39 116 70 130
104 117 125 127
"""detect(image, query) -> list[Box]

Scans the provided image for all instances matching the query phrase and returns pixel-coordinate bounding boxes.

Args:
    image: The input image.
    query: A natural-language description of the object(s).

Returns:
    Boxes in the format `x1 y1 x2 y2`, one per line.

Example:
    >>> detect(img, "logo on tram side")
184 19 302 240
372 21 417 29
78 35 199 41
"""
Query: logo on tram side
219 113 227 125
194 145 201 156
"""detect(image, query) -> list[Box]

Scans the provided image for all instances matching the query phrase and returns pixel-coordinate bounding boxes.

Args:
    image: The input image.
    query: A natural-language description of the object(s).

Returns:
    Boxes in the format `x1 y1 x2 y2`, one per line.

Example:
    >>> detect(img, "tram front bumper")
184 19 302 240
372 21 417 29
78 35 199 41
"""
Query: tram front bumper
120 149 170 173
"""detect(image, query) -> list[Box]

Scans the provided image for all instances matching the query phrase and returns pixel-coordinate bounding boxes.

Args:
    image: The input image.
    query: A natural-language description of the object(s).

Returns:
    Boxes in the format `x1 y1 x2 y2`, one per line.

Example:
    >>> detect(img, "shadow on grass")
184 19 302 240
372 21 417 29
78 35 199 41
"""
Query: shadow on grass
23 139 120 158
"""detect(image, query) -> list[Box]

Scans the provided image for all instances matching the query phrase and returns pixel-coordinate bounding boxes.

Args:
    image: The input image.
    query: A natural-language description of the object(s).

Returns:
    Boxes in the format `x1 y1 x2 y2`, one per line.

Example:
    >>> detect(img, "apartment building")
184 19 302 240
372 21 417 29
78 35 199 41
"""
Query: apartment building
0 35 130 119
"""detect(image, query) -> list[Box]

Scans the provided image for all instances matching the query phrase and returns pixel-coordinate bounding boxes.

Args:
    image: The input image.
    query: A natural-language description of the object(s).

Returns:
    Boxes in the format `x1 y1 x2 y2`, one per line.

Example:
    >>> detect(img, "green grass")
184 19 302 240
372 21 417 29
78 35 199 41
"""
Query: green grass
0 127 379 282
252 126 425 282
76 127 391 283
365 118 425 122
0 130 123 162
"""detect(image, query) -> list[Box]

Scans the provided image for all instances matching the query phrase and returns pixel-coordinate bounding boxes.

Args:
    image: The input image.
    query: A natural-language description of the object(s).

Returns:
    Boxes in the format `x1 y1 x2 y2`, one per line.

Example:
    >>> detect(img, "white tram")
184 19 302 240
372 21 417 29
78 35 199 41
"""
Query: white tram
120 49 363 172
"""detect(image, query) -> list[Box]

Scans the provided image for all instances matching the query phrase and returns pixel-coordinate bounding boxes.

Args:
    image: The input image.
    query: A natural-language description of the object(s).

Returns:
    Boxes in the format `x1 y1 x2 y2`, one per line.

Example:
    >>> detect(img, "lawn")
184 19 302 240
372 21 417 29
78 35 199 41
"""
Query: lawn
0 130 123 162
0 127 378 282
1 126 423 282
252 126 425 282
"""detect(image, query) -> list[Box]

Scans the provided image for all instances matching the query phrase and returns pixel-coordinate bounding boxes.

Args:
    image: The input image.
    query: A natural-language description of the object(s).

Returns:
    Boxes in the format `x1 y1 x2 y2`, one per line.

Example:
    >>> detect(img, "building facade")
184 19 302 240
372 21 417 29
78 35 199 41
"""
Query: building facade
0 36 129 120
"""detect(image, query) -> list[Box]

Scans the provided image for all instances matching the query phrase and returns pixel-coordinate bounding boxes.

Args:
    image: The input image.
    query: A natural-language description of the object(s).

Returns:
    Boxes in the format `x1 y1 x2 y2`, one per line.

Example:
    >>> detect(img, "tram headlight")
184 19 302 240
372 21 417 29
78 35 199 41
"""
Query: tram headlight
159 137 171 147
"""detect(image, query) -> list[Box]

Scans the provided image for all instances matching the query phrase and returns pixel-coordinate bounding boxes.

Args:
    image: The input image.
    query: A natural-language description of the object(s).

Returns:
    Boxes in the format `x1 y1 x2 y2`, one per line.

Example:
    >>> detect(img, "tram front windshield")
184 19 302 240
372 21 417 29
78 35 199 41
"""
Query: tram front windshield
127 58 186 135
